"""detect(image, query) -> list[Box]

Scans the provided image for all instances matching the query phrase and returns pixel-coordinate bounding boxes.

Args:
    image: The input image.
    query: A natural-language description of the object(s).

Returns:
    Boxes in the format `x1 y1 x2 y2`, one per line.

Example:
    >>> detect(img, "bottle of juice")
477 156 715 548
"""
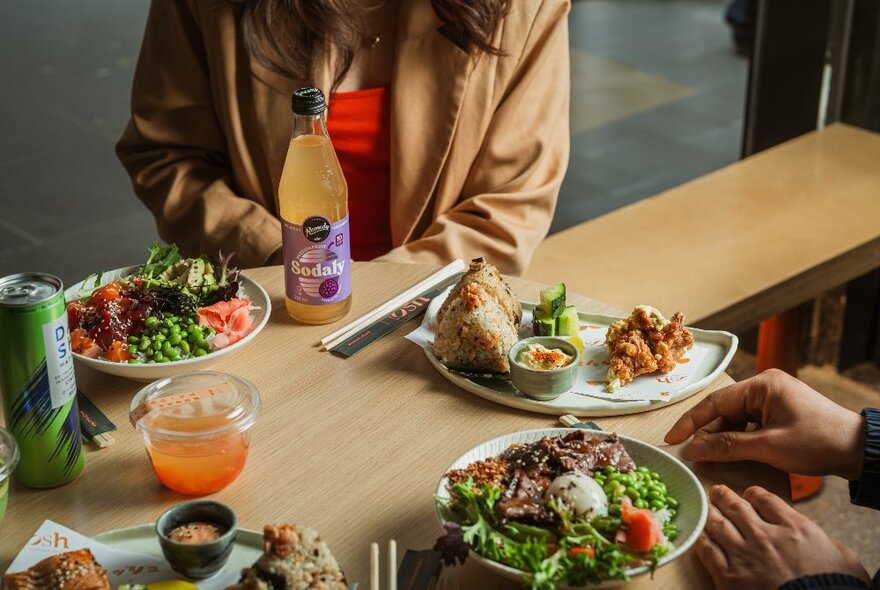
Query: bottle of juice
279 87 352 324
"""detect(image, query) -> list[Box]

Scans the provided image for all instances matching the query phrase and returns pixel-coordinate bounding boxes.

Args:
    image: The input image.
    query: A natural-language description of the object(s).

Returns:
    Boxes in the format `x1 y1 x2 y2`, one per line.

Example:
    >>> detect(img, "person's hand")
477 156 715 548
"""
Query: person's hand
665 369 866 480
696 485 870 590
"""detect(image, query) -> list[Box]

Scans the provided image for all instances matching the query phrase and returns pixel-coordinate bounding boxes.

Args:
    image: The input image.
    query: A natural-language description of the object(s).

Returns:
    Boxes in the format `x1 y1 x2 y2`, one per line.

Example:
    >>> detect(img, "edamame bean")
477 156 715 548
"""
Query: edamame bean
128 335 139 344
650 472 661 481
154 351 165 362
128 359 142 364
139 338 152 351
168 333 181 345
609 503 622 516
152 341 163 354
195 349 207 357
128 344 138 355
145 316 159 328
667 497 678 509
625 487 640 500
636 466 650 474
162 341 172 354
634 499 649 509
650 498 665 511
179 341 190 356
605 465 617 475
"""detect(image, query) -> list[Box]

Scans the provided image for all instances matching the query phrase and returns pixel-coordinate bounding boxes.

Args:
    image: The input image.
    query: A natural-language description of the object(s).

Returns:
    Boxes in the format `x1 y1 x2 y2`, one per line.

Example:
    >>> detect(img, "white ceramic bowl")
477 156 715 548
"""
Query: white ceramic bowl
435 428 708 588
65 265 271 381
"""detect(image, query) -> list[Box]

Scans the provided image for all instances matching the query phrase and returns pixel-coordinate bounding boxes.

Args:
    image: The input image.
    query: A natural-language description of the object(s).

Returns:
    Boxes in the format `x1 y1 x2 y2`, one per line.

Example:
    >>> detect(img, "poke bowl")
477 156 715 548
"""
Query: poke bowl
64 244 271 381
434 428 708 589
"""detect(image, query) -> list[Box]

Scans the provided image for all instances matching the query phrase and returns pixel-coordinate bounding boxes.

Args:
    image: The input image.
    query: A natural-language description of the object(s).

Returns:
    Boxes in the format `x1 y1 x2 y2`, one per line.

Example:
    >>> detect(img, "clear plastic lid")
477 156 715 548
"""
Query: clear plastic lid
0 427 20 479
130 371 260 439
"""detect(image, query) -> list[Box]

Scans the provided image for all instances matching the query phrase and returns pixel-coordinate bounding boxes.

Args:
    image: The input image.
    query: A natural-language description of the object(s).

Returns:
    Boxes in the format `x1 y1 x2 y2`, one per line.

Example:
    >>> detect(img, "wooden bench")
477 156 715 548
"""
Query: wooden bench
526 123 880 334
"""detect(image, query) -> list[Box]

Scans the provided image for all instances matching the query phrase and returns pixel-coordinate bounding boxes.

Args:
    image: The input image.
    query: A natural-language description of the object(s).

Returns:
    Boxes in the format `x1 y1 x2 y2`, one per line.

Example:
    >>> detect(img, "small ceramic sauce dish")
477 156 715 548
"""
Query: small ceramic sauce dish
155 500 237 579
508 336 580 401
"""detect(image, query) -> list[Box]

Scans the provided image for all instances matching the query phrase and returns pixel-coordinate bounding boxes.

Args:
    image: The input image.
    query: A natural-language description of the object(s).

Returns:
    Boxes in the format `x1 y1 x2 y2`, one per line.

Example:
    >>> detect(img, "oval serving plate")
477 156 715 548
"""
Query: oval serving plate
95 524 261 589
420 287 737 417
65 265 271 381
434 428 708 588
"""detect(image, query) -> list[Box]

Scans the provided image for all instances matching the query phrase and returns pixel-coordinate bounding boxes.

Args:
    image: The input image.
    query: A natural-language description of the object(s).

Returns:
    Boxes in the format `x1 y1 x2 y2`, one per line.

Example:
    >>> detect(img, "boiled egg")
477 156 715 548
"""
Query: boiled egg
546 472 608 519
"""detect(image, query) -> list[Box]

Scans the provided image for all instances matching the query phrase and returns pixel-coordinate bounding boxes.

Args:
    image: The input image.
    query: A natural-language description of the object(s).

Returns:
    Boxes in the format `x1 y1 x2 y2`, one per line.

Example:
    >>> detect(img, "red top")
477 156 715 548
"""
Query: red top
327 86 393 261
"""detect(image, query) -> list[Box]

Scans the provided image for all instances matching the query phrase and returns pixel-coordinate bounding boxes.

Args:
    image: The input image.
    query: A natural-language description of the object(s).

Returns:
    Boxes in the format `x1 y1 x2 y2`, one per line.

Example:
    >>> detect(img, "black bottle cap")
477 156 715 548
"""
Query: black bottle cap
291 87 326 115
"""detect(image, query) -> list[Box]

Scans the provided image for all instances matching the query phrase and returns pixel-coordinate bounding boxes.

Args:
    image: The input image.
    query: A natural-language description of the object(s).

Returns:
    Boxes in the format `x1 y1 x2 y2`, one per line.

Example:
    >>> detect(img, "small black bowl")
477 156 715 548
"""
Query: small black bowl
155 501 237 579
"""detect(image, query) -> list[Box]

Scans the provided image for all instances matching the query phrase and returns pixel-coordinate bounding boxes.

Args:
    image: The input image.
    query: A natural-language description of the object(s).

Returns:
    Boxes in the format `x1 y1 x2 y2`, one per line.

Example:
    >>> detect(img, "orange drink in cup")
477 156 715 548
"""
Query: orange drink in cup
130 371 260 496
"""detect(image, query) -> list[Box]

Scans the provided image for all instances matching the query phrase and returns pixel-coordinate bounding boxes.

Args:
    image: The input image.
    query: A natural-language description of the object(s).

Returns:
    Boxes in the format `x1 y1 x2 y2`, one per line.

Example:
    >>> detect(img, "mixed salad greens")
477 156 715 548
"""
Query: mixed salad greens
436 465 680 590
67 243 256 363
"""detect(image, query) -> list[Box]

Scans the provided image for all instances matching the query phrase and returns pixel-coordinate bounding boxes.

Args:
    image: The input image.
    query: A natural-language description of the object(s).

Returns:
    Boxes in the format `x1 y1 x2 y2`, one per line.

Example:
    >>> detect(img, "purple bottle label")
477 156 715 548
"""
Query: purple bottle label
282 215 352 305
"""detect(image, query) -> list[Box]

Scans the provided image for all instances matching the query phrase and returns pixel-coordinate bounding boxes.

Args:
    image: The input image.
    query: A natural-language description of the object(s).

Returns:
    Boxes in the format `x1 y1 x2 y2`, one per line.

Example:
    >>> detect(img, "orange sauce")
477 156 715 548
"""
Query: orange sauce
143 414 250 496
587 380 606 386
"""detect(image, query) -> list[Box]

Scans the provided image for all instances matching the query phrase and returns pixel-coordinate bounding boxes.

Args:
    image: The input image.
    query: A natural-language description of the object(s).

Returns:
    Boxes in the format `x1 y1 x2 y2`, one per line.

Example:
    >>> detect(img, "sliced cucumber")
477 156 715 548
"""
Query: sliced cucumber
532 307 556 336
557 305 580 336
537 282 566 318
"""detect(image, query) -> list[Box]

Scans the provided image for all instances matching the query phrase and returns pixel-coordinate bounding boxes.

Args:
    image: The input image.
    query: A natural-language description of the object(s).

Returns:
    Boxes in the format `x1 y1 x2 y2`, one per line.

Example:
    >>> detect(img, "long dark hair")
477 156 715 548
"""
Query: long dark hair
241 0 509 91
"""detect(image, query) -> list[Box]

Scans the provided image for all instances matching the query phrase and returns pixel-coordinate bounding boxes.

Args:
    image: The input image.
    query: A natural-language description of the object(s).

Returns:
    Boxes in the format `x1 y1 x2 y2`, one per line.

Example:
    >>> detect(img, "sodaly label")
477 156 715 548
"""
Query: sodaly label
282 215 352 305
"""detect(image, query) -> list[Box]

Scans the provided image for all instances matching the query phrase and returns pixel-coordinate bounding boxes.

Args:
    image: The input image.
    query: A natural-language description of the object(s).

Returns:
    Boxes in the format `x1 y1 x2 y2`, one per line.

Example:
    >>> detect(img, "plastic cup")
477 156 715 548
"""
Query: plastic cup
0 427 20 523
130 371 260 496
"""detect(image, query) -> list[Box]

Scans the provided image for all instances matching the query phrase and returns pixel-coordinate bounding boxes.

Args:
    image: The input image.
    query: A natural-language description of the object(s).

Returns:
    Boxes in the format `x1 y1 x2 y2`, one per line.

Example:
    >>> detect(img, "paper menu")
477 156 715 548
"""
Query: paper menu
5 520 241 589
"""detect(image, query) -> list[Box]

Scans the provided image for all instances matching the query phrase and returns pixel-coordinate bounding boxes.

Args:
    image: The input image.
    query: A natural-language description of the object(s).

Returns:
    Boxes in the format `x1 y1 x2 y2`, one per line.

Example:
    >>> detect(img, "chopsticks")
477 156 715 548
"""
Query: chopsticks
320 260 465 351
370 540 397 590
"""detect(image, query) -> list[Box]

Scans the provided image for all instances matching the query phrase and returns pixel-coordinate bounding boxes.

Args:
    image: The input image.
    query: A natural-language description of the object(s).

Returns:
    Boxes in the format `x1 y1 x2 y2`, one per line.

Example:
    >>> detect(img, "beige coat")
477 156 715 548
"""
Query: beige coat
117 0 570 275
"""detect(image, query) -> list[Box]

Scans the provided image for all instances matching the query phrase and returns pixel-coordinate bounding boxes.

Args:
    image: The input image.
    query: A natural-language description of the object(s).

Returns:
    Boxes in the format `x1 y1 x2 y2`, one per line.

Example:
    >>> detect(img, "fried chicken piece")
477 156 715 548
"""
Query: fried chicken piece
605 306 693 391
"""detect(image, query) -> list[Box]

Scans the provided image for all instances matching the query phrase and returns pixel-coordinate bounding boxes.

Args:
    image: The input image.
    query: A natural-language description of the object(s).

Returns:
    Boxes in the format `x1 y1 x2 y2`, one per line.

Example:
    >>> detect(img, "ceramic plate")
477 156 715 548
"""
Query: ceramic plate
434 428 708 588
65 265 271 381
416 289 736 417
95 524 261 588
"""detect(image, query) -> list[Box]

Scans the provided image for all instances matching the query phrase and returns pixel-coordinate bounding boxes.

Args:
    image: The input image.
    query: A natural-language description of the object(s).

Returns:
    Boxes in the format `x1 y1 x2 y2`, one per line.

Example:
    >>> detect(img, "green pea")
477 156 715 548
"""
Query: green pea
128 344 138 354
168 333 182 345
138 338 152 351
667 497 679 509
154 351 165 362
609 503 622 516
195 349 207 357
179 341 190 356
650 498 666 511
145 316 159 327
625 486 640 500
636 466 650 474
634 499 649 509
128 359 142 364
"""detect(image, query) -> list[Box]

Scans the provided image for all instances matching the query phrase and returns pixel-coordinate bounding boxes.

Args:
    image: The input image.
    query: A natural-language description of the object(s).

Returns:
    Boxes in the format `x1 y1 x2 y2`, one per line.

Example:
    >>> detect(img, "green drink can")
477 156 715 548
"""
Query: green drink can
0 273 84 487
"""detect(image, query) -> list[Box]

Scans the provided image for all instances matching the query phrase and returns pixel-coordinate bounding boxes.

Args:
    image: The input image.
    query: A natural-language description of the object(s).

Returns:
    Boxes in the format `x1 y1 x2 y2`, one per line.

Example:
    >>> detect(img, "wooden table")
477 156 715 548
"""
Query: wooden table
526 123 880 334
1 263 786 588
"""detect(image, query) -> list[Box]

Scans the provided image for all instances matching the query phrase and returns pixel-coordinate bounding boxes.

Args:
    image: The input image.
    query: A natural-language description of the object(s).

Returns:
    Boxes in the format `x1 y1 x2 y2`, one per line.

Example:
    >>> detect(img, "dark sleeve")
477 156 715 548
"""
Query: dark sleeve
778 573 872 590
850 408 880 510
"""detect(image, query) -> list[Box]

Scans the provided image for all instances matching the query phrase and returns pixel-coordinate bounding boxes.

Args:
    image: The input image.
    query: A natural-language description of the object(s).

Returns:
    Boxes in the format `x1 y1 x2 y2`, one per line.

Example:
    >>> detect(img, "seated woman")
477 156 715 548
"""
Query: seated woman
117 0 570 274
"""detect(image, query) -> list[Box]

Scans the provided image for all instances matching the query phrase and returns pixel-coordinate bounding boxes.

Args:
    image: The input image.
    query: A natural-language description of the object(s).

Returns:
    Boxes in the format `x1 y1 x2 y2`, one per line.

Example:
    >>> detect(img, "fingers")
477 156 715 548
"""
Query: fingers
695 532 728 571
682 428 773 464
665 381 758 444
710 485 765 541
742 486 795 525
705 504 744 545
